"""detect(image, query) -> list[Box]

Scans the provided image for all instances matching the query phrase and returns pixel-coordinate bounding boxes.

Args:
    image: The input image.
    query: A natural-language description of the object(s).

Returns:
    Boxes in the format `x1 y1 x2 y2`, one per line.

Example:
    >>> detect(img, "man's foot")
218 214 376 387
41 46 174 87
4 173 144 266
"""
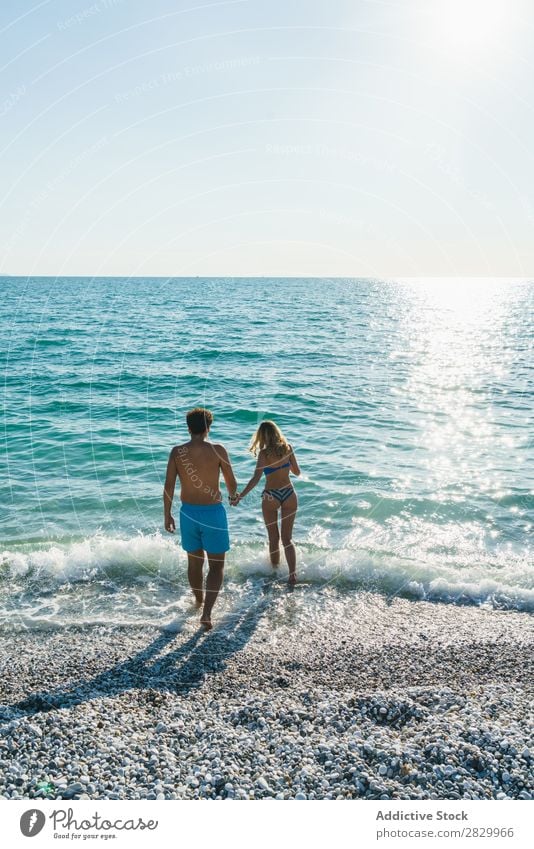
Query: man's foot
192 590 203 607
288 573 297 585
200 616 213 631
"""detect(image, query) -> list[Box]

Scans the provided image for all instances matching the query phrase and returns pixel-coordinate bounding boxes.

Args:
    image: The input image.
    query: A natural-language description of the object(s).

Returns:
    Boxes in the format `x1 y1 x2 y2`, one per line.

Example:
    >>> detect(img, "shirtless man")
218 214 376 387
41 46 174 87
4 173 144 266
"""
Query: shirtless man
163 407 238 630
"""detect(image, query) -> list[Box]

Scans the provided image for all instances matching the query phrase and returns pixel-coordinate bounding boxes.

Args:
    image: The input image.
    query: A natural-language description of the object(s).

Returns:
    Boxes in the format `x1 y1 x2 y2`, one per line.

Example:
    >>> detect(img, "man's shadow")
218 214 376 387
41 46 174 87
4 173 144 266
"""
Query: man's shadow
5 580 278 720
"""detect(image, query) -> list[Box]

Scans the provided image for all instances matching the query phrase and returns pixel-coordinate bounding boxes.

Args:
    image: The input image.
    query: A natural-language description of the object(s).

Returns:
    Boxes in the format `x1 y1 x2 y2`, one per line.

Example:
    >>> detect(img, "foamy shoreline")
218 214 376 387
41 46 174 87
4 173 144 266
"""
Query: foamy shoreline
1 593 532 800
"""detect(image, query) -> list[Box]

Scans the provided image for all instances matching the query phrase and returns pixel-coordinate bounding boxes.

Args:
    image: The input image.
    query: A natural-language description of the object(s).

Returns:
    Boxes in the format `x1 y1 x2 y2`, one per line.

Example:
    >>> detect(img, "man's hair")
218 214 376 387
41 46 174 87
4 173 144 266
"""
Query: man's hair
186 406 213 435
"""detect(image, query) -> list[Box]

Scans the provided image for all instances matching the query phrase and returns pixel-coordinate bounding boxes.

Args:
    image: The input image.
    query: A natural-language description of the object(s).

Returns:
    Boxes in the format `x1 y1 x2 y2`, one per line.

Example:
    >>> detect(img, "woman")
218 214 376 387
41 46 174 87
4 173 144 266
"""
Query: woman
237 420 300 583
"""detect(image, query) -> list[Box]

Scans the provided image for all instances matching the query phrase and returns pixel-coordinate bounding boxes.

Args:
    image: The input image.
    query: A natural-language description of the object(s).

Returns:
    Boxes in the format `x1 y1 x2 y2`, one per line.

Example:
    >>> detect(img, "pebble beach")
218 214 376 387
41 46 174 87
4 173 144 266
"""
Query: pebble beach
1 591 532 801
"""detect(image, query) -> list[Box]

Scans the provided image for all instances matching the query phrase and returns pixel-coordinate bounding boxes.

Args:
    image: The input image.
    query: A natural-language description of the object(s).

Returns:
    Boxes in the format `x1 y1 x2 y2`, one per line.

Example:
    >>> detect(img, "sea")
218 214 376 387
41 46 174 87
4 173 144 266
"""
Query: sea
1 277 532 631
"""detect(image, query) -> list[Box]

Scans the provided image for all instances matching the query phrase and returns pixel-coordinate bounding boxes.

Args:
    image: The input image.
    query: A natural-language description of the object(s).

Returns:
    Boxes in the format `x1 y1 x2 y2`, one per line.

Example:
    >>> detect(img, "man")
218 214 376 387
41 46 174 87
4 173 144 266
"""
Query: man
163 407 238 630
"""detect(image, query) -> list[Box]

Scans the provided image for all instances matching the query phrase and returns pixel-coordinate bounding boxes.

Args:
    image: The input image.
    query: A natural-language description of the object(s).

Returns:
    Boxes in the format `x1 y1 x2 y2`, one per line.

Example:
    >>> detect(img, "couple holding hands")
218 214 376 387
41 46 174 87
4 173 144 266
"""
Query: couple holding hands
163 407 300 630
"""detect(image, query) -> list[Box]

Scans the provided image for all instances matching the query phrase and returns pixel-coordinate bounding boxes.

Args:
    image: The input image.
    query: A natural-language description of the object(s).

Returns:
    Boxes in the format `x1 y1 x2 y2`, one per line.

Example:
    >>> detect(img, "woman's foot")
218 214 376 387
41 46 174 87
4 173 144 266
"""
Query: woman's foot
288 573 296 585
200 615 213 631
192 590 203 607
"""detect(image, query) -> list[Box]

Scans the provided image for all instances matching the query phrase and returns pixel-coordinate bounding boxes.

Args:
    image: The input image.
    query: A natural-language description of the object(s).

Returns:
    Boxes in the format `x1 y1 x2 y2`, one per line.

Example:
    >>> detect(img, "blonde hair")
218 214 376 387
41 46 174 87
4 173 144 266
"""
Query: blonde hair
250 420 290 458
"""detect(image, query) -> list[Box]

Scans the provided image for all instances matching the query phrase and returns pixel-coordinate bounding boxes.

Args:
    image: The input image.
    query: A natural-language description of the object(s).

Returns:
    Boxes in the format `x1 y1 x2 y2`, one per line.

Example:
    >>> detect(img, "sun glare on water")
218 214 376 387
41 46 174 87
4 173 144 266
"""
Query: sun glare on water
406 278 503 321
396 279 518 501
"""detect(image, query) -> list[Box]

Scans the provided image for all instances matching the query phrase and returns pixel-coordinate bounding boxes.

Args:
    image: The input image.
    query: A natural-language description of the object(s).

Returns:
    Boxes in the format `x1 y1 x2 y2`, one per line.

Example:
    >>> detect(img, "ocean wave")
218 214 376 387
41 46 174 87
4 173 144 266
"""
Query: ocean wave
1 532 532 614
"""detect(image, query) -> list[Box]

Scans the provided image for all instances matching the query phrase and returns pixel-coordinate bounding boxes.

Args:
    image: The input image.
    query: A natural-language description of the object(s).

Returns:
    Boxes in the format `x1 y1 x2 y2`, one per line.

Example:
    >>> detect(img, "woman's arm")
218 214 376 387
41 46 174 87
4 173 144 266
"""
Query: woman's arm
238 451 265 500
289 444 301 476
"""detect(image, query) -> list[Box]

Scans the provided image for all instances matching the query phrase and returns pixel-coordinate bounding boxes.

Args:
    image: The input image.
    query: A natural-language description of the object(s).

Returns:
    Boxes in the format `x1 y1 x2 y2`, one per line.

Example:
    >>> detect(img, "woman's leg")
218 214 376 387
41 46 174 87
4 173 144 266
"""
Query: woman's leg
281 492 298 583
262 492 281 566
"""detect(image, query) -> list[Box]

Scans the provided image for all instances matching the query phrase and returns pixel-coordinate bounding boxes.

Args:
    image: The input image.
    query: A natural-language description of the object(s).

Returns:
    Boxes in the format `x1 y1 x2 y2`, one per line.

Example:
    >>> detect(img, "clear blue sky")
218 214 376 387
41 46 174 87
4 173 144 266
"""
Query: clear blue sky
1 0 533 276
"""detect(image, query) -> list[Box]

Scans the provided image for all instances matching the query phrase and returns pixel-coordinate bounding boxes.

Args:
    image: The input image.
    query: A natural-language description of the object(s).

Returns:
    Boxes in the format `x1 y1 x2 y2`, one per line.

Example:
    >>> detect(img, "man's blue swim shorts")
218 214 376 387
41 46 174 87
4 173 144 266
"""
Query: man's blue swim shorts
179 501 230 554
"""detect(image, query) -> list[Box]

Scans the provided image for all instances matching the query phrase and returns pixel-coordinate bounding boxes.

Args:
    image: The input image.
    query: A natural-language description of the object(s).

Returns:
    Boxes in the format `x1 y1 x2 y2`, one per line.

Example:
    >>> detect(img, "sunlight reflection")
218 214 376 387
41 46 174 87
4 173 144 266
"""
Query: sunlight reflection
394 279 518 505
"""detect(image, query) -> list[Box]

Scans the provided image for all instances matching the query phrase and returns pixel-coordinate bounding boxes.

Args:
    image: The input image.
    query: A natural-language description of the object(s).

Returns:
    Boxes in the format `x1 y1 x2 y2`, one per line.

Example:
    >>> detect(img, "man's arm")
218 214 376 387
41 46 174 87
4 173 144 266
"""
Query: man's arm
217 445 238 503
163 448 178 532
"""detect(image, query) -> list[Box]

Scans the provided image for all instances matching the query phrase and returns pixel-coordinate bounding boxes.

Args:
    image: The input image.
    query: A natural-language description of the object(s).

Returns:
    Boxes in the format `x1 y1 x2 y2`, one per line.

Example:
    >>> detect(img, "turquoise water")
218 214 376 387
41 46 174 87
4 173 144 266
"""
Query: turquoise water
1 276 532 629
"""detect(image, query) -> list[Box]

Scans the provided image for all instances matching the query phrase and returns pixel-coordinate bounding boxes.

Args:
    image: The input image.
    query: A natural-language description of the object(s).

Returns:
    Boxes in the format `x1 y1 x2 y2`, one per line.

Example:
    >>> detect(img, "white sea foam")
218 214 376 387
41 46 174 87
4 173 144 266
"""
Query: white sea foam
1 531 533 616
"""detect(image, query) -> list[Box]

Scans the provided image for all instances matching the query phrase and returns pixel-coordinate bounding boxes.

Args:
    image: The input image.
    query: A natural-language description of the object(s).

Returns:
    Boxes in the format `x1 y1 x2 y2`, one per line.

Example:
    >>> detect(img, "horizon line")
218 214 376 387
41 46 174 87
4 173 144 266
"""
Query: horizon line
1 274 531 281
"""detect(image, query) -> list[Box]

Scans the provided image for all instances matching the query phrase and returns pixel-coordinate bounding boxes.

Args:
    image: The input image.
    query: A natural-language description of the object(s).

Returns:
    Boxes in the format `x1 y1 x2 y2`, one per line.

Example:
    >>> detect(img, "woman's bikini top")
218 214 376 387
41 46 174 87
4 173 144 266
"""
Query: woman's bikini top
263 460 291 476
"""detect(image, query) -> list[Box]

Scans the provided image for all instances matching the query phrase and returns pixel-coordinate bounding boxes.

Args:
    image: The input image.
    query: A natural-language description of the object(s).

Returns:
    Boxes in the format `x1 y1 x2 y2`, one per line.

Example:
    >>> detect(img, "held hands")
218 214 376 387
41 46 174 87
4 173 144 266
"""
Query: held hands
229 492 241 506
165 515 176 533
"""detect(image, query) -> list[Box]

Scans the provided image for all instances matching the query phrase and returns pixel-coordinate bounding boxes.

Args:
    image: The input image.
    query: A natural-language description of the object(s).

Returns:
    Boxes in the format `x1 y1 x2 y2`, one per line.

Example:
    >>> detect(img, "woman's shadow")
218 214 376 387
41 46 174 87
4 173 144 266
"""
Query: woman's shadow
5 579 279 720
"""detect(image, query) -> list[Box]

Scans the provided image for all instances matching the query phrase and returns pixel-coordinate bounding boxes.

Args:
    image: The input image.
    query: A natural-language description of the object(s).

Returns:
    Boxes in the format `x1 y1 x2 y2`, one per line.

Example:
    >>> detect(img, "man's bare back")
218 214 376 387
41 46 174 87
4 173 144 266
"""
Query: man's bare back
172 439 234 506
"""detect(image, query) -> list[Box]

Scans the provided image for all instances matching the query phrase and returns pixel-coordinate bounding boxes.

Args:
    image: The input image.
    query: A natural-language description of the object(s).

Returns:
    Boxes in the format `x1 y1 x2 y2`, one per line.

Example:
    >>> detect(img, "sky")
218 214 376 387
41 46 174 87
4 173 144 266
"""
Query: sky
1 0 533 277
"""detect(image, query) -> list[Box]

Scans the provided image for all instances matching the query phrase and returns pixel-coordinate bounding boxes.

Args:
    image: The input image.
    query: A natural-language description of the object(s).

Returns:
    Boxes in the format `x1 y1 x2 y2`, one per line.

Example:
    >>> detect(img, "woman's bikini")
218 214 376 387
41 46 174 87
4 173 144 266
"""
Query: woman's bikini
262 460 294 504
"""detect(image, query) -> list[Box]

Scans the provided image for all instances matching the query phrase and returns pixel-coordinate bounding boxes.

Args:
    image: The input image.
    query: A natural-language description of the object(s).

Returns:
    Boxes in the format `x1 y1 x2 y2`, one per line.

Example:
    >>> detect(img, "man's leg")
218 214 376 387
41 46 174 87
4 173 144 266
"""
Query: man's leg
187 549 205 606
200 553 225 630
